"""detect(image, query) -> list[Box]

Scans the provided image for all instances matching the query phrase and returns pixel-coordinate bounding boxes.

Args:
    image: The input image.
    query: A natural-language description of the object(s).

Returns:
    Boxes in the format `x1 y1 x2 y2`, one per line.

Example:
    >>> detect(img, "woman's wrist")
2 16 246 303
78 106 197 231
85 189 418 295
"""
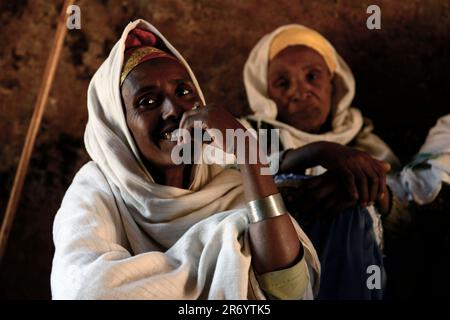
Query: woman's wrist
280 142 322 174
236 135 279 200
239 161 278 201
247 193 287 223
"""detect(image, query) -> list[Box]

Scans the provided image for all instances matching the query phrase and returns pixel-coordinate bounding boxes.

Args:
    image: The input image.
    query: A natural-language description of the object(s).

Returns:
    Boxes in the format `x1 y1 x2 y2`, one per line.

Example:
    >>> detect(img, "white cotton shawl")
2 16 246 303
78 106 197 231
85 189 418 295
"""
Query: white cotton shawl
242 24 400 174
50 19 320 300
388 114 450 204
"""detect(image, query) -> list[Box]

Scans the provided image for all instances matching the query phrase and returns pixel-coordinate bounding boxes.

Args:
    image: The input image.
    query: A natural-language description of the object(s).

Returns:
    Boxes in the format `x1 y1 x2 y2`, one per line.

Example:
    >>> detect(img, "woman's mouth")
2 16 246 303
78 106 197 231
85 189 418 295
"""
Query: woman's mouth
160 130 179 141
157 122 180 142
290 106 321 119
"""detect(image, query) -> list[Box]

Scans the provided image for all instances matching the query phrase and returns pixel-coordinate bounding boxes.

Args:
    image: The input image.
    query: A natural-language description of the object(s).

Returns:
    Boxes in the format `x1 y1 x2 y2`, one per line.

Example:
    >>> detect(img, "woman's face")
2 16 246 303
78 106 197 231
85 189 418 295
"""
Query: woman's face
121 58 199 170
267 45 333 133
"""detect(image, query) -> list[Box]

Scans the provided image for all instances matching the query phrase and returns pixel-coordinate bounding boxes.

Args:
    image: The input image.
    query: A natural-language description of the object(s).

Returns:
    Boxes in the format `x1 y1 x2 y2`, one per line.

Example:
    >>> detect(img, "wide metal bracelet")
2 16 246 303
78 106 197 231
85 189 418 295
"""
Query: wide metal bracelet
247 193 287 223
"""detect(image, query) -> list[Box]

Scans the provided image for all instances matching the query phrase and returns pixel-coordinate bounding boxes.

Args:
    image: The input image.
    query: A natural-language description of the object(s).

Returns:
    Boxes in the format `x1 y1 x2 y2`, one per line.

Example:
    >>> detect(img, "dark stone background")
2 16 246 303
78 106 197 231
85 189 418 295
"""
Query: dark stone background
0 0 449 299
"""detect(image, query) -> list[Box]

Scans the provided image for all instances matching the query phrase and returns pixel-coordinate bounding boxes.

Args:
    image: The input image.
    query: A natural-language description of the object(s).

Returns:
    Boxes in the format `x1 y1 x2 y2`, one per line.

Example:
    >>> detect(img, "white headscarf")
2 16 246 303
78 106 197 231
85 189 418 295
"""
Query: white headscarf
242 24 399 172
51 19 320 299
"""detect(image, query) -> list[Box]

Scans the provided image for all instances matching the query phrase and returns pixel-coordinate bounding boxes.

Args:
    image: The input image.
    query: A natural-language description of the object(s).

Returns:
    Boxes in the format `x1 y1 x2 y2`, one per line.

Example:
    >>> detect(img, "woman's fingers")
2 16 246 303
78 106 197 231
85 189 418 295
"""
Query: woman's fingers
372 161 387 202
295 175 335 212
305 174 339 206
368 159 389 201
300 168 385 214
378 167 387 201
178 109 194 144
364 162 380 205
178 109 206 144
378 160 391 173
345 154 389 206
353 166 369 207
310 180 336 203
338 168 358 201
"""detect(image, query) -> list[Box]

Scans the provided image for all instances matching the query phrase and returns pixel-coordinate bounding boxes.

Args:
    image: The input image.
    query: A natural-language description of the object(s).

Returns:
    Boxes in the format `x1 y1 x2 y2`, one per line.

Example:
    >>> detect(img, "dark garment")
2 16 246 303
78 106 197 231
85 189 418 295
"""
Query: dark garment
275 174 384 300
383 183 450 299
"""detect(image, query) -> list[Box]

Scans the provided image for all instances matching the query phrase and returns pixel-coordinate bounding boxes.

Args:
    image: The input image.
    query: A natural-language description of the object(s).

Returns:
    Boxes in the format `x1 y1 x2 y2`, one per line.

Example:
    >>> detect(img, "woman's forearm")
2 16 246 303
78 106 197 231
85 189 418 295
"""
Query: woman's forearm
279 142 324 174
248 208 303 274
238 146 302 274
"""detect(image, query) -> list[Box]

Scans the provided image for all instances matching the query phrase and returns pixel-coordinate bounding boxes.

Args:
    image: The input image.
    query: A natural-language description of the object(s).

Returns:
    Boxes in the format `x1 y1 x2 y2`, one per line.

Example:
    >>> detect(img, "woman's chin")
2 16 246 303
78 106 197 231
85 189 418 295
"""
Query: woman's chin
287 120 320 133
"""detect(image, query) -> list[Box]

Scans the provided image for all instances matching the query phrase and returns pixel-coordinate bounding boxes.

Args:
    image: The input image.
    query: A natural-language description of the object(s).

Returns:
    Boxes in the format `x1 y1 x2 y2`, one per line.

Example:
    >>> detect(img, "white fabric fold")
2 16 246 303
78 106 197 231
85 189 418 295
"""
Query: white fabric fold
388 114 450 204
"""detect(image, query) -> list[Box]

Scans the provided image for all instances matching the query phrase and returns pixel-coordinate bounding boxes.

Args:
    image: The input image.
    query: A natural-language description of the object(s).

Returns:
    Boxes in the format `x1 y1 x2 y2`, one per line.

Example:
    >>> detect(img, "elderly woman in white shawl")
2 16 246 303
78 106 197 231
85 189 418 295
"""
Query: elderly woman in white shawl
50 20 321 300
242 24 402 215
241 24 408 299
242 22 450 210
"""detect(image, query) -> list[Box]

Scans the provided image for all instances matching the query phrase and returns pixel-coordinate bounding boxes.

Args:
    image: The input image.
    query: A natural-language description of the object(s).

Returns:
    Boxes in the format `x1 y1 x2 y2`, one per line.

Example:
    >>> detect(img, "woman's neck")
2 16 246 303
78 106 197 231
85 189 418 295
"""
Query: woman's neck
149 163 194 189
165 165 188 188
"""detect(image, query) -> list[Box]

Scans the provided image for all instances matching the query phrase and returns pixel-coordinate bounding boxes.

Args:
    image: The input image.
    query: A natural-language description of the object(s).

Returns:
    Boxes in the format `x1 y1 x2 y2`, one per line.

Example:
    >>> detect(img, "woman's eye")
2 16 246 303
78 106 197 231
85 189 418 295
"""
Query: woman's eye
175 85 193 97
275 78 290 89
138 96 158 109
307 71 321 82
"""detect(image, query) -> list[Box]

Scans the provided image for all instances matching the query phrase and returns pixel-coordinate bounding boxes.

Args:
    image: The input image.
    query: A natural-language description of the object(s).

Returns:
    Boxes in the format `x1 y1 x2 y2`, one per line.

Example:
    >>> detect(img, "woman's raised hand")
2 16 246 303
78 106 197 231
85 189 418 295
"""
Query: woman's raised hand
177 103 247 154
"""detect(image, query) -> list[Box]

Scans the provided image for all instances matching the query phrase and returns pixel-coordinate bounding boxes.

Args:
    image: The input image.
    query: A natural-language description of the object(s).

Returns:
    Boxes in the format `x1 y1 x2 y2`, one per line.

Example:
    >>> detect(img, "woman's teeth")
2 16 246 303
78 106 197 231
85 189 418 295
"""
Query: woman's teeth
162 130 179 141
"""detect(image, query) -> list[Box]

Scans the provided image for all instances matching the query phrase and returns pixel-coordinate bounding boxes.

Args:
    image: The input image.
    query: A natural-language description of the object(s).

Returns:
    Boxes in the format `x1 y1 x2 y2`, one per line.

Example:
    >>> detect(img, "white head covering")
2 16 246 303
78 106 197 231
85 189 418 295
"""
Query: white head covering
51 19 320 299
243 24 399 170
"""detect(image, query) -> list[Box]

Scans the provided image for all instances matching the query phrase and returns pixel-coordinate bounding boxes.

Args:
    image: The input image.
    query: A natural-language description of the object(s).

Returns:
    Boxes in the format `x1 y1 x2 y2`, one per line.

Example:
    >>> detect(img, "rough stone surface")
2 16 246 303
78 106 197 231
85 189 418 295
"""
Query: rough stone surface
0 0 449 298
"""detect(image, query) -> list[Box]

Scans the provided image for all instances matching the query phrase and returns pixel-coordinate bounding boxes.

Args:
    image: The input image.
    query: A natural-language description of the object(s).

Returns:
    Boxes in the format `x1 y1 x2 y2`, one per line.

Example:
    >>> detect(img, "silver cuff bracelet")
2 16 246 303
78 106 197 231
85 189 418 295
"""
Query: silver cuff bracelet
247 193 287 223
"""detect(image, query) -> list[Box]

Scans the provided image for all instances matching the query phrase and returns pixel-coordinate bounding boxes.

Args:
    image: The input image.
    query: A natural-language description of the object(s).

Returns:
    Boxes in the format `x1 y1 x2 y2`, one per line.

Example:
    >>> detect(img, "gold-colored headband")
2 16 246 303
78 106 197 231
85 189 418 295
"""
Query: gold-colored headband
120 47 172 85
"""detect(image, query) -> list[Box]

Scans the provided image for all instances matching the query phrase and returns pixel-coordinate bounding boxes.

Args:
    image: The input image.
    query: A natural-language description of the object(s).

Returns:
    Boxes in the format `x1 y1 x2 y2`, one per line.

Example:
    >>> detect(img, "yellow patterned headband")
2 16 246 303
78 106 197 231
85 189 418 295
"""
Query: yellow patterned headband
269 27 337 73
120 46 178 85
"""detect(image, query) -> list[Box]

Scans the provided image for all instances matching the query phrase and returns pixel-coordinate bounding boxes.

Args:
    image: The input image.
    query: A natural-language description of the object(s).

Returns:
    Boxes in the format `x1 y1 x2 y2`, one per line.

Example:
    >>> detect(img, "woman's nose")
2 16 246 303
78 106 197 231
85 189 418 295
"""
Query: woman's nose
161 97 183 120
290 78 310 101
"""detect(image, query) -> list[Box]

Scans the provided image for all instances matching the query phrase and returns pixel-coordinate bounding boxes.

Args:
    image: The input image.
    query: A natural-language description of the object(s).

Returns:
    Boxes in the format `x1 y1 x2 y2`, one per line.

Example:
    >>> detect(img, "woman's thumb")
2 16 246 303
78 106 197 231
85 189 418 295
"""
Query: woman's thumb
379 161 391 173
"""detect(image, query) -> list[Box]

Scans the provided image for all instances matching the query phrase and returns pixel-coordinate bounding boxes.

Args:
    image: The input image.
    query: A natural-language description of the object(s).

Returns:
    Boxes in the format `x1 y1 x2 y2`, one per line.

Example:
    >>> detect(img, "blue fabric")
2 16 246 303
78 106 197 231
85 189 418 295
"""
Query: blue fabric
275 174 384 300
